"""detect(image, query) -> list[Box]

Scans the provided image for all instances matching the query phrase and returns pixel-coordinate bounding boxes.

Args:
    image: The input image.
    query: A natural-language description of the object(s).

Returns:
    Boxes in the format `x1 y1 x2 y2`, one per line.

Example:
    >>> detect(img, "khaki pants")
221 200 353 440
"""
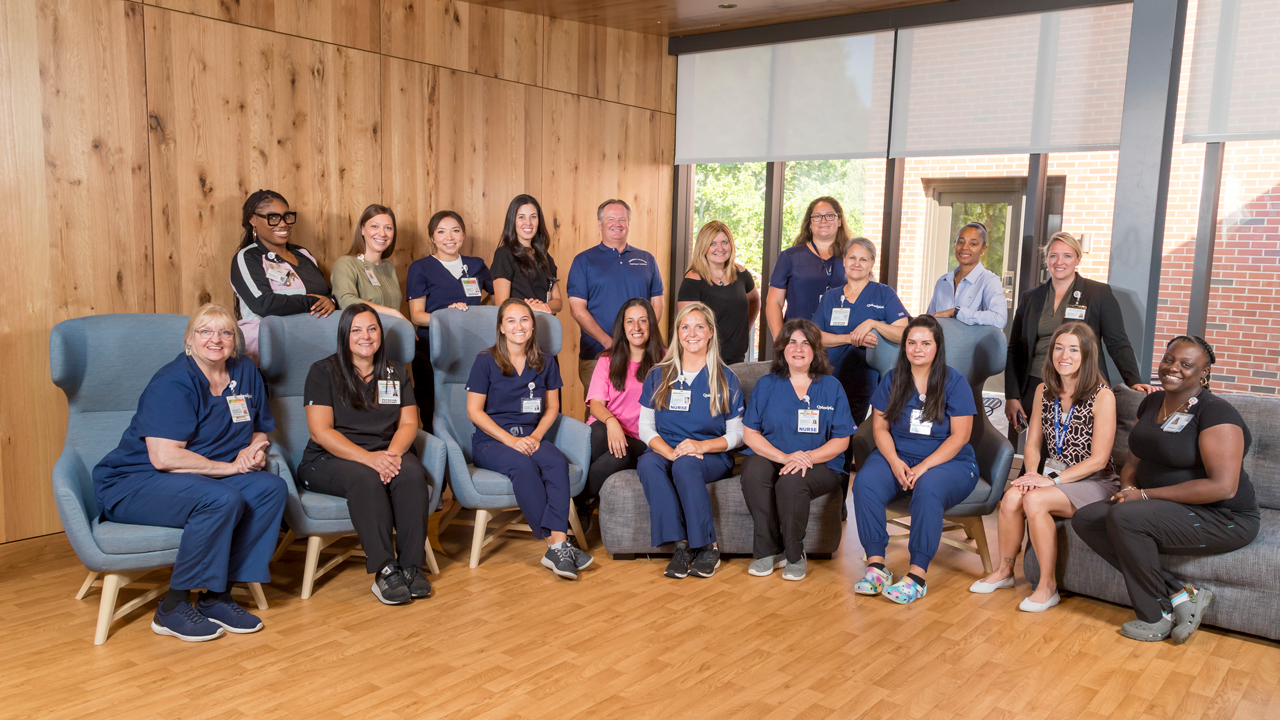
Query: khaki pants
578 357 598 392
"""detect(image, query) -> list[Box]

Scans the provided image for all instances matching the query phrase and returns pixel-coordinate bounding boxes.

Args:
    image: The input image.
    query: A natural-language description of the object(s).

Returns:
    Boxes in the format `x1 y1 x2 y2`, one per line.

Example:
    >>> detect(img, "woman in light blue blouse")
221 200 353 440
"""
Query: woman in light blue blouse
926 222 1007 328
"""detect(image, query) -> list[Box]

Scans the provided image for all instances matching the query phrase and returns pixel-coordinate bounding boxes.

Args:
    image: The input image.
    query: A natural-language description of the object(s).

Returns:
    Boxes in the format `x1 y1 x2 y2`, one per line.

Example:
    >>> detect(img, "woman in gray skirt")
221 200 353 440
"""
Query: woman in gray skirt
969 322 1118 612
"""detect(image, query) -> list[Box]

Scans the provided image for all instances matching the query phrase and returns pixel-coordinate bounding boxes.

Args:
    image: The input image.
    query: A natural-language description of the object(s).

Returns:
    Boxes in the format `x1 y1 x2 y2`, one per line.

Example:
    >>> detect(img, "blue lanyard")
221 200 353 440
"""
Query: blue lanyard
1052 398 1074 457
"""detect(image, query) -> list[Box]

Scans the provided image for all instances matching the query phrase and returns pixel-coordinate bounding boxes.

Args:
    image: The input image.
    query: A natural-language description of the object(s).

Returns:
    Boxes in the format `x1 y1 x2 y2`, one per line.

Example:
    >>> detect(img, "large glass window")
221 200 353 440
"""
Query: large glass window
782 159 869 244
690 162 767 358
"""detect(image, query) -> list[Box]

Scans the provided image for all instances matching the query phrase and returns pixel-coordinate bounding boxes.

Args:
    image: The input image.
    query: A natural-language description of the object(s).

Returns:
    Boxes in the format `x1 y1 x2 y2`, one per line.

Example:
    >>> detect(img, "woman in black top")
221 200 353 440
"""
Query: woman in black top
298 304 433 606
491 194 562 314
1005 232 1152 433
677 220 760 364
1072 336 1259 644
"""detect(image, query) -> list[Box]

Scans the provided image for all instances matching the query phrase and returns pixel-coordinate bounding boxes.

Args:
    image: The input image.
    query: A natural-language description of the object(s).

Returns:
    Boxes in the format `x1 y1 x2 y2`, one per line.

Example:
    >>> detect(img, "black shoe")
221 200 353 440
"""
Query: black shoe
542 546 579 580
402 566 433 599
690 544 721 578
151 600 225 642
664 543 694 579
372 564 413 605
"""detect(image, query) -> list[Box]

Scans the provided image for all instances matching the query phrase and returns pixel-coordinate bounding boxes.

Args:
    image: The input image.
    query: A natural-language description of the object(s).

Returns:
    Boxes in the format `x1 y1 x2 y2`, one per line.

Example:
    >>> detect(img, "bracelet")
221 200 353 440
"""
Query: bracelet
1140 490 1149 500
1120 486 1138 492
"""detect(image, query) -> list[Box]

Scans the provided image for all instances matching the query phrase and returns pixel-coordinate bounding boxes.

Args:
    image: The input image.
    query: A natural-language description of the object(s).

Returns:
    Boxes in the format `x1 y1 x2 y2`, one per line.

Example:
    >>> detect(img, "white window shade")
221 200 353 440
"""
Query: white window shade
675 32 894 165
889 5 1133 158
1183 0 1280 142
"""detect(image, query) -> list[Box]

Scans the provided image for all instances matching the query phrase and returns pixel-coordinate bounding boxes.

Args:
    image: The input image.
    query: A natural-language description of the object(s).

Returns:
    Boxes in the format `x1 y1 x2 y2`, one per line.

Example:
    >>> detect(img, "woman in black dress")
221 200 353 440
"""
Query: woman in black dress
677 220 760 365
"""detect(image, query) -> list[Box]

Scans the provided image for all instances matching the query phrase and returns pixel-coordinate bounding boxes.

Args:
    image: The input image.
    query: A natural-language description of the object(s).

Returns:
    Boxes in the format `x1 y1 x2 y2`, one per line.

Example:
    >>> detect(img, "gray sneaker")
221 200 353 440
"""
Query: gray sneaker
569 545 594 571
1120 616 1173 642
748 555 785 577
1171 586 1213 645
541 546 578 580
782 556 807 581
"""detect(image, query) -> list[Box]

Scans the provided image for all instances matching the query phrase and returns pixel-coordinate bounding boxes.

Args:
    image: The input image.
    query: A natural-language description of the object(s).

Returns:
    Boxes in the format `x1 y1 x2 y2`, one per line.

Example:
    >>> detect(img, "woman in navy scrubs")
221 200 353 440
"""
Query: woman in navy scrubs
299 304 432 606
407 210 494 432
92 304 287 642
852 315 979 605
467 299 592 579
813 236 909 425
637 302 745 580
741 319 855 581
764 196 849 340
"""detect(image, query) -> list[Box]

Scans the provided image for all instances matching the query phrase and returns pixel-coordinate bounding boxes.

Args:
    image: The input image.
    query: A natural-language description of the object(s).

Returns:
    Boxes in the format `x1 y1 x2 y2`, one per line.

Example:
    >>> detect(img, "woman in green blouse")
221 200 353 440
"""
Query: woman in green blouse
332 204 405 320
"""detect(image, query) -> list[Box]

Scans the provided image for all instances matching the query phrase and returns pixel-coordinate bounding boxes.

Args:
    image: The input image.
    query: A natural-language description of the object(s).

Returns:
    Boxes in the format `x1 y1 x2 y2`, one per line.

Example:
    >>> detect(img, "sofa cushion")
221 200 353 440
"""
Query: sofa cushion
91 518 183 555
299 489 352 521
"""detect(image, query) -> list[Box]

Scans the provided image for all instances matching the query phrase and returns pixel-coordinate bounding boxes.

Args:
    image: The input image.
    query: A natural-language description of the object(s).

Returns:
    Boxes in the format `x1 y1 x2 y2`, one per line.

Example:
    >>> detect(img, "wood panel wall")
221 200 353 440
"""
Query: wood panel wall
0 0 676 543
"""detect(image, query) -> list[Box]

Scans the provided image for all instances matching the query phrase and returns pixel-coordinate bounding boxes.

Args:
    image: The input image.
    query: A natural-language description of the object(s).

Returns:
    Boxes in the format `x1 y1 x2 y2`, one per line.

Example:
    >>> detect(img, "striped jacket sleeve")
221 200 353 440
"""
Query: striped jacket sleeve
230 246 316 318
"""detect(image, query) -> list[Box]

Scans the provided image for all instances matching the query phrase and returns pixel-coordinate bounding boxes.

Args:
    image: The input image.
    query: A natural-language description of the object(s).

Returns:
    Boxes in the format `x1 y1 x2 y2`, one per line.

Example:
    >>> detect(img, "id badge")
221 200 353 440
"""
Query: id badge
1043 458 1067 475
461 277 481 297
1065 304 1087 320
227 395 251 423
265 265 292 286
522 397 542 414
670 389 692 412
798 409 820 434
378 380 400 405
909 409 933 435
365 268 381 287
830 307 851 327
1162 412 1193 433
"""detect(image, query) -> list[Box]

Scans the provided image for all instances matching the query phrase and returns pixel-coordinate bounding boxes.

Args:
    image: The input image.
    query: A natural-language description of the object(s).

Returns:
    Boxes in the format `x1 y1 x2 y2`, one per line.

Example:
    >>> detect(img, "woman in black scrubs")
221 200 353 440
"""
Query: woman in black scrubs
491 194 562 314
1072 336 1259 644
677 221 760 364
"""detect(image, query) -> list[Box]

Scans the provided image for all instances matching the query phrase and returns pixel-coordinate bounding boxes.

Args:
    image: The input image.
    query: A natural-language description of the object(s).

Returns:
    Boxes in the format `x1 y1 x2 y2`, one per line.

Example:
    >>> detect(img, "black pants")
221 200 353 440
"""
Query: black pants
740 454 845 563
297 452 431 573
413 339 434 434
578 420 647 506
1071 499 1259 622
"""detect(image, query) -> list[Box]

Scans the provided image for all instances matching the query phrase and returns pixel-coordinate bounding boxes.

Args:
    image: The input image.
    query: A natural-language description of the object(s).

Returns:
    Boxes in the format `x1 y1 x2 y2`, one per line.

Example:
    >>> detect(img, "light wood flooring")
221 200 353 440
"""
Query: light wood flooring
1 515 1277 720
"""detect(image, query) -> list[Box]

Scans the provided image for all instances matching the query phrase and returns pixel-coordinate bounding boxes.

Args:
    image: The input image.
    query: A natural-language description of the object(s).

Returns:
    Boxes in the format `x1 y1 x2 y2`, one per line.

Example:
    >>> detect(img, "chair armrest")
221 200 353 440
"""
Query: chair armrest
549 415 591 474
52 446 104 565
267 445 307 528
434 421 485 509
972 419 1015 511
849 422 876 473
414 430 448 512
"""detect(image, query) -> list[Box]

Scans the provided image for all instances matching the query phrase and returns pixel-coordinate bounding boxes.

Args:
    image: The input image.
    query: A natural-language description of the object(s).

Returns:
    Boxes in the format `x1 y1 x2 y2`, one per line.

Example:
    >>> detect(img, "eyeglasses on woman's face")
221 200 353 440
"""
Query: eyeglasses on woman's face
811 213 840 224
254 211 298 226
195 329 236 339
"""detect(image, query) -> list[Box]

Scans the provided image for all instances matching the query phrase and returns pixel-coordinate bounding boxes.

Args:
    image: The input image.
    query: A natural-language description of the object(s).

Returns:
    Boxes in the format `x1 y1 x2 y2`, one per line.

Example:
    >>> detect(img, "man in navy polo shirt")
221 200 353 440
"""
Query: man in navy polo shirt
567 199 665 389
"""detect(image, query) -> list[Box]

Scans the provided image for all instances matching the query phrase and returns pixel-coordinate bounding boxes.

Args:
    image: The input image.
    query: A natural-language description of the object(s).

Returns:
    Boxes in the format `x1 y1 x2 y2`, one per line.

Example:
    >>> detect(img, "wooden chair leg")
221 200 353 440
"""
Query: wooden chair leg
469 509 490 569
567 498 589 551
270 528 296 564
94 572 129 646
76 571 100 600
960 516 993 574
247 582 268 610
424 536 440 575
301 535 324 600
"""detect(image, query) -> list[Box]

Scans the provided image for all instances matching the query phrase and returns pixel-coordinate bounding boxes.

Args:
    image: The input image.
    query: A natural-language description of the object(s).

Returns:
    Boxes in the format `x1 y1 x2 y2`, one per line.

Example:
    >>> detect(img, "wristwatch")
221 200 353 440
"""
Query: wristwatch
1047 470 1062 486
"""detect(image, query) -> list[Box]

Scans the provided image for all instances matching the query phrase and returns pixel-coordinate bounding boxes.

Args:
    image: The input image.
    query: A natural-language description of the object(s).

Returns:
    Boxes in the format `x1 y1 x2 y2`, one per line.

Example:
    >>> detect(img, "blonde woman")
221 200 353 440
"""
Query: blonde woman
677 221 761 364
636 302 746 579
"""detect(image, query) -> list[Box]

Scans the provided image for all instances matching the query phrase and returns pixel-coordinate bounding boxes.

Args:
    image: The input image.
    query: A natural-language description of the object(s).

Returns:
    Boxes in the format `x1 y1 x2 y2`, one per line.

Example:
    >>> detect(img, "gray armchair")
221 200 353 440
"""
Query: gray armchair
429 306 590 567
851 318 1015 574
50 314 267 644
258 312 446 598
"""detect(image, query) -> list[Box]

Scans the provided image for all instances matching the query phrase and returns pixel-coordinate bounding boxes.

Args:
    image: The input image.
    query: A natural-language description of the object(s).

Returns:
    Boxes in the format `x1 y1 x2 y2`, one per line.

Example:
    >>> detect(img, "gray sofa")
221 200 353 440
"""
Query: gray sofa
1024 388 1280 640
598 361 846 558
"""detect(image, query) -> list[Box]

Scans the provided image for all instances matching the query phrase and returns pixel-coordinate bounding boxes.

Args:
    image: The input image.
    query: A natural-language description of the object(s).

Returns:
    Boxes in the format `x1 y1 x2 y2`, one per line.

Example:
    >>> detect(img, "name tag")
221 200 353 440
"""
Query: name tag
909 409 933 435
1162 412 1193 433
830 307 851 327
265 265 292 286
798 409 820 434
1065 304 1087 320
1043 458 1067 475
522 397 542 414
227 395 251 423
378 380 400 404
365 268 381 287
462 277 481 297
670 389 692 412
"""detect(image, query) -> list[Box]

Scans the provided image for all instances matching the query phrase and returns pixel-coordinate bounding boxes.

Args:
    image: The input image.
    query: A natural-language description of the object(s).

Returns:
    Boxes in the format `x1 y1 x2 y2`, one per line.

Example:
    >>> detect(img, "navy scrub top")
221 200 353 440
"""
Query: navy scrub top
812 282 909 370
566 243 664 359
769 243 846 324
870 366 977 464
742 373 856 474
466 350 564 441
640 364 745 447
92 353 275 511
406 255 494 341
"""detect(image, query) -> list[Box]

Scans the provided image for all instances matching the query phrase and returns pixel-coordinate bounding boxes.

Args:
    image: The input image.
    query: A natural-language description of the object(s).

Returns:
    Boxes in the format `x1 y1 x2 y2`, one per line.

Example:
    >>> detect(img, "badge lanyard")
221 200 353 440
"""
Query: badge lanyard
378 366 400 405
1160 396 1198 433
226 380 252 423
264 252 295 287
797 393 820 434
522 381 542 414
670 375 692 412
461 262 482 298
813 241 835 290
1052 398 1075 457
831 293 851 327
358 254 381 287
1065 289 1087 320
909 392 932 435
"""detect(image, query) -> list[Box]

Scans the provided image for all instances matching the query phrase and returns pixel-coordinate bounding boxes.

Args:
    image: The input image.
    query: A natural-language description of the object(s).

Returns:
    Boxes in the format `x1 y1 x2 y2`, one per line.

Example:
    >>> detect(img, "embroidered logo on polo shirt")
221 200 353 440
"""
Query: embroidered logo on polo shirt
628 258 648 265
817 405 835 411
866 303 885 309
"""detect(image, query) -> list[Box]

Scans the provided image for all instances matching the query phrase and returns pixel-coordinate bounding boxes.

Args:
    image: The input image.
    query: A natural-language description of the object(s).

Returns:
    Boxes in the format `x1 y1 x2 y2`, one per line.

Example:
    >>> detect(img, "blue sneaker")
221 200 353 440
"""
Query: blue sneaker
151 600 225 642
197 594 264 634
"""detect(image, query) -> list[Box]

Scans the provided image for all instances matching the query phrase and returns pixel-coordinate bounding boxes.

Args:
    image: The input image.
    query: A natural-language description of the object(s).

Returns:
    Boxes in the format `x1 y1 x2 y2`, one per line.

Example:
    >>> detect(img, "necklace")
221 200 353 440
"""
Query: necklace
709 268 727 286
1156 392 1199 424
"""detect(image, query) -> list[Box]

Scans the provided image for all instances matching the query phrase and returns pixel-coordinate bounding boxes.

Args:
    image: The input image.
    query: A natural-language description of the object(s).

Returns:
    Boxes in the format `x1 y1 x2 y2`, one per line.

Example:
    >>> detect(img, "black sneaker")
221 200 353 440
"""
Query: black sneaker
542 546 579 579
664 543 694 579
196 594 264 633
402 566 433 599
372 564 413 605
689 544 721 578
151 600 225 642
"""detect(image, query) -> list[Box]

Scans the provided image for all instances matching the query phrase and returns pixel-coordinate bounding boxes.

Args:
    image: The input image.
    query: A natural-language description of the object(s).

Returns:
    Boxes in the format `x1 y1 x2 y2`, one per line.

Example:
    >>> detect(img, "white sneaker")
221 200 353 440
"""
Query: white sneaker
969 576 1015 594
1018 592 1061 613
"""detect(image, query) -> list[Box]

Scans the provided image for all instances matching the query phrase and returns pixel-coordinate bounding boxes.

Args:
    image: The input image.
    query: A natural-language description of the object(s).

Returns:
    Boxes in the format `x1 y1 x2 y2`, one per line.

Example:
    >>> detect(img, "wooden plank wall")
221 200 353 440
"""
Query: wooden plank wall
0 0 677 543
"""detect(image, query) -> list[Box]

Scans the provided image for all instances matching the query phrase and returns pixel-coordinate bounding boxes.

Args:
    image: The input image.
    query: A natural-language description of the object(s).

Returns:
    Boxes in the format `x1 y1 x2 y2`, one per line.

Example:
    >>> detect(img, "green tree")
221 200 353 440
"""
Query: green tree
782 160 867 245
691 163 767 275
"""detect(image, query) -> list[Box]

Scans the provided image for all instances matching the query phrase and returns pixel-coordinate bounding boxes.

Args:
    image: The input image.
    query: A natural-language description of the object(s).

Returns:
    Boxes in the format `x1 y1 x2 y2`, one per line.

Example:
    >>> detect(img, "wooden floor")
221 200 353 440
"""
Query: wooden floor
2 515 1277 720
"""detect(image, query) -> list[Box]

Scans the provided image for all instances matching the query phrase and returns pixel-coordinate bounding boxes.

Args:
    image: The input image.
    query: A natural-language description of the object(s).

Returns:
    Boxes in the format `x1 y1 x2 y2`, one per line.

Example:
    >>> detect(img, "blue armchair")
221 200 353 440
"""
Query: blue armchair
429 307 590 567
258 312 446 598
850 318 1015 574
50 314 267 644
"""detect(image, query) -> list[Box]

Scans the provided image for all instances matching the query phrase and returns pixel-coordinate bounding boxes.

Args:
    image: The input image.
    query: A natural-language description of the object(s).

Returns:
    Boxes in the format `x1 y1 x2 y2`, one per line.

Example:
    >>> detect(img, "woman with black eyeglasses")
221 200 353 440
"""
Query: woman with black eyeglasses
231 189 336 356
765 197 849 341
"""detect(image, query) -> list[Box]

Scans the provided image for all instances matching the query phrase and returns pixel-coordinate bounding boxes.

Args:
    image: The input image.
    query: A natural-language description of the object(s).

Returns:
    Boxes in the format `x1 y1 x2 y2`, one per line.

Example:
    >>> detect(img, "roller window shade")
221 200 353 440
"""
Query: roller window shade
889 5 1133 158
674 32 894 165
1183 0 1280 142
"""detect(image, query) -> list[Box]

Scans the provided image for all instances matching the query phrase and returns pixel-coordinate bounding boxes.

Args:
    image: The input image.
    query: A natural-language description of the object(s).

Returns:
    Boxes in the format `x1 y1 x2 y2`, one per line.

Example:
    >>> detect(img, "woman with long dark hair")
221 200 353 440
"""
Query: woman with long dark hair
491 194 562 314
331 204 405 320
466 299 591 579
764 196 850 340
297 304 432 605
230 189 335 355
576 298 666 521
851 315 979 605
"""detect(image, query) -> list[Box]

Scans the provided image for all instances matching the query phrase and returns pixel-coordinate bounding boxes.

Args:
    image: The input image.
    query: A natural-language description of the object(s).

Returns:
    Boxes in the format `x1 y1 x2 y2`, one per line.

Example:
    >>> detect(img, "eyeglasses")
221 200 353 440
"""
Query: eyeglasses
811 213 840 223
195 329 236 339
254 211 298 226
